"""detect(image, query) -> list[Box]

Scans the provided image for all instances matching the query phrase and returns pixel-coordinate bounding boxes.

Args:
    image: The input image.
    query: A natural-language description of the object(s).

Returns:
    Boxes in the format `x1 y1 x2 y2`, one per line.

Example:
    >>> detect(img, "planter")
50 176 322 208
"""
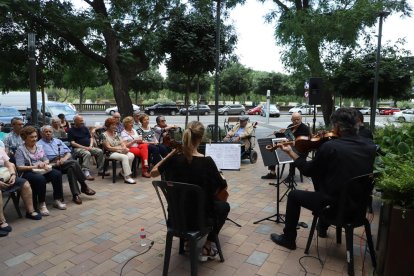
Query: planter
376 204 414 275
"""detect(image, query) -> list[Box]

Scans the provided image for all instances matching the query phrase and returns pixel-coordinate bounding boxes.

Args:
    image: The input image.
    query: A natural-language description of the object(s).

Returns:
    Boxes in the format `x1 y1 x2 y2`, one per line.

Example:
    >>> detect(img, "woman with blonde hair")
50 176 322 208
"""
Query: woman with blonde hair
151 121 230 261
120 116 150 178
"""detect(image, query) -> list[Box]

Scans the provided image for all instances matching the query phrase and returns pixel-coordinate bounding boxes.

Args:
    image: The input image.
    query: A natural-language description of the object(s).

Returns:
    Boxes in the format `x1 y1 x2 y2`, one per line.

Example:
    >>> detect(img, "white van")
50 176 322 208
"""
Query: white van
0 91 48 111
26 101 78 125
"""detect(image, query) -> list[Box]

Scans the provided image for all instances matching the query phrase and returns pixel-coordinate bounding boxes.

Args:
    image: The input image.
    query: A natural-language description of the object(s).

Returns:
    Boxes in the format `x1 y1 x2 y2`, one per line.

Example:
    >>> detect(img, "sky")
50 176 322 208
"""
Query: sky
229 0 414 73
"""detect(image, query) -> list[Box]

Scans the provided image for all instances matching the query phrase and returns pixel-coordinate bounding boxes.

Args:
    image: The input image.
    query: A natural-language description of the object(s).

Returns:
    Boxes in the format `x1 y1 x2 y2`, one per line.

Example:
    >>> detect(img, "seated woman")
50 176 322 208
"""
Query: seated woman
136 114 169 166
58 114 70 132
15 126 66 216
151 121 230 261
51 117 68 140
0 147 42 237
120 116 150 178
101 118 136 184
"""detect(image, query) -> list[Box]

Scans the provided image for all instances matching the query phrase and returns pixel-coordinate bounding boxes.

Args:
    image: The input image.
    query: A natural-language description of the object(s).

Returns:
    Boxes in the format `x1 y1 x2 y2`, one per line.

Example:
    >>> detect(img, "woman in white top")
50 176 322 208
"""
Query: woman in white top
121 116 150 178
101 117 136 184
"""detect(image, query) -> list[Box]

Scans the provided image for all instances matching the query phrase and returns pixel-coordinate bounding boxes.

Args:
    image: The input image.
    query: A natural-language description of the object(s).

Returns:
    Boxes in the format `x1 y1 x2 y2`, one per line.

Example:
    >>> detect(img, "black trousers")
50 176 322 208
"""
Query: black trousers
55 160 86 196
148 144 169 165
283 190 333 241
207 200 230 242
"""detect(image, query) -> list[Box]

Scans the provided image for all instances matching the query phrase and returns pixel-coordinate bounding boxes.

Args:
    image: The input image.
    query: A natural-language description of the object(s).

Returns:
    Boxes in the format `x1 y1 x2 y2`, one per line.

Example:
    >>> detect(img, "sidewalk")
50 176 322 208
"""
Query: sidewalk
0 153 378 275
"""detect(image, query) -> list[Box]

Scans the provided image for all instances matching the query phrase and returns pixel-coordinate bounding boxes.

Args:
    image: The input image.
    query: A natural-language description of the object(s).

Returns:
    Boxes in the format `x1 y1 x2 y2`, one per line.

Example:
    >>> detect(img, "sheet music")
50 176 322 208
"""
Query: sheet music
205 143 241 170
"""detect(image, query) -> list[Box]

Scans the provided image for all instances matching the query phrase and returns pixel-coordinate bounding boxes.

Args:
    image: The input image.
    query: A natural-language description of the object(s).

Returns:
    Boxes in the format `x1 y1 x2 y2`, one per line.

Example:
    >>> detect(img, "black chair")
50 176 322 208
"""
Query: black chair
304 173 376 276
2 189 22 218
152 180 224 276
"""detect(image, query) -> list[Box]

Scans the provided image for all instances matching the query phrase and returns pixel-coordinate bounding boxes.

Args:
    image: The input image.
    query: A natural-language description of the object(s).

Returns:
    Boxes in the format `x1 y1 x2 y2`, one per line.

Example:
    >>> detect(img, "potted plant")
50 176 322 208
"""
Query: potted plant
374 124 414 275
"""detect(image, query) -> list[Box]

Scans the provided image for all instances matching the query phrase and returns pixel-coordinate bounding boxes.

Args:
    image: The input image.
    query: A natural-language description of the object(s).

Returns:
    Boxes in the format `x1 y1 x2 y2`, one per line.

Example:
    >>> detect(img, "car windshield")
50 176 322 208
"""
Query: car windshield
48 104 77 115
0 108 21 116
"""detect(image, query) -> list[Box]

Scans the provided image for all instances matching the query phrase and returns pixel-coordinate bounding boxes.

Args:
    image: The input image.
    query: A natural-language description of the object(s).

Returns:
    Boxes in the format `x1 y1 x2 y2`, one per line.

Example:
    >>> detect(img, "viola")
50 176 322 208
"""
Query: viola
216 186 229 202
294 131 338 153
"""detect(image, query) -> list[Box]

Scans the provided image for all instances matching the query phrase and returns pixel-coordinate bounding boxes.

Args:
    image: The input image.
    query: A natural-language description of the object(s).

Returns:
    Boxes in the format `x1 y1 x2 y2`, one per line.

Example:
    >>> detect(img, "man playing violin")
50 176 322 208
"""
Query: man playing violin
270 108 376 250
261 112 310 179
153 116 180 147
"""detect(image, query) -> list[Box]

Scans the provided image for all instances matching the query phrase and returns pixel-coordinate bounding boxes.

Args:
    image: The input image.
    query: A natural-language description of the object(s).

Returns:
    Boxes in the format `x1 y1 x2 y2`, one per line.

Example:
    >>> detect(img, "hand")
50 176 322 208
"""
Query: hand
280 144 293 153
7 174 16 185
279 128 286 133
0 181 9 190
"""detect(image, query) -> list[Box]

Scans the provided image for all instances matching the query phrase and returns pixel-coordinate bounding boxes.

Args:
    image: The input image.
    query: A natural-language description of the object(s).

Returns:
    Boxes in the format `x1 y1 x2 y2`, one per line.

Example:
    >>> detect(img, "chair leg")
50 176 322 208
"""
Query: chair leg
364 219 377 268
345 226 355 276
179 237 185 255
189 238 199 276
102 159 108 179
305 216 318 254
11 192 23 218
336 226 342 244
163 233 173 276
214 234 225 262
111 161 117 183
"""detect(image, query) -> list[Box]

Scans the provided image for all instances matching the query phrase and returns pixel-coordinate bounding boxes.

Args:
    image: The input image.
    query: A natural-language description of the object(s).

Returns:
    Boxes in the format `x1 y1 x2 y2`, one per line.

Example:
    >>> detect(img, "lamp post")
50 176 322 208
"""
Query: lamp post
370 11 390 132
28 33 38 126
213 0 222 142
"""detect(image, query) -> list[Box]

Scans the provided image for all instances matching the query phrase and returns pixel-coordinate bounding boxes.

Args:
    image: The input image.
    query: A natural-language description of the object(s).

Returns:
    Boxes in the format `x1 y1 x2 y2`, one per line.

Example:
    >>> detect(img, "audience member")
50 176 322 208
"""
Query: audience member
223 116 254 150
4 117 25 157
58 113 70 132
112 112 124 134
51 117 68 140
132 111 141 131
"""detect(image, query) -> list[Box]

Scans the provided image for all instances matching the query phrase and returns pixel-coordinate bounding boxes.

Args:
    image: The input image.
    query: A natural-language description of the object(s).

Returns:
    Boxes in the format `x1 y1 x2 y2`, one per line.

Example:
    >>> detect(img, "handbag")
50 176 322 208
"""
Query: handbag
0 167 11 182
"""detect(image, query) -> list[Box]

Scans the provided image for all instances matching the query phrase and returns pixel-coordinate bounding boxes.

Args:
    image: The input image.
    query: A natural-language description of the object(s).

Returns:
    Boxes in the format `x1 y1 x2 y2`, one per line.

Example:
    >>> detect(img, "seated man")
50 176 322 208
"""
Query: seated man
68 115 105 180
223 116 254 151
153 115 180 150
3 117 25 158
270 108 376 250
38 125 96 204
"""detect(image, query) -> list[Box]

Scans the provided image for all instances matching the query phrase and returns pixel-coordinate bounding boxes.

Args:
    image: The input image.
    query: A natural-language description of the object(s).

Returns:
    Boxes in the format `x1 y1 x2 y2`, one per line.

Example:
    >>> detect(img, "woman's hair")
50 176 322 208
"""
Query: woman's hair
58 113 65 119
330 107 358 135
182 121 205 162
122 116 134 127
104 117 117 128
20 126 38 140
139 114 149 124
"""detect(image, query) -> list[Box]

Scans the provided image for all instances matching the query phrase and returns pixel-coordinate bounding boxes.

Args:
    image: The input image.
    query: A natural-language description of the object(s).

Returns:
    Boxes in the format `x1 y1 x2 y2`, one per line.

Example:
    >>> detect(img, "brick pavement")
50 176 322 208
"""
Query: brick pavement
1 153 378 275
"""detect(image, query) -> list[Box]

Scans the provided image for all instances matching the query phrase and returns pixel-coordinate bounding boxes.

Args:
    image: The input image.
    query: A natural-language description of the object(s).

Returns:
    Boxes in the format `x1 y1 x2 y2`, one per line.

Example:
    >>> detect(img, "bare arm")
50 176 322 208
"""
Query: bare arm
150 149 177 178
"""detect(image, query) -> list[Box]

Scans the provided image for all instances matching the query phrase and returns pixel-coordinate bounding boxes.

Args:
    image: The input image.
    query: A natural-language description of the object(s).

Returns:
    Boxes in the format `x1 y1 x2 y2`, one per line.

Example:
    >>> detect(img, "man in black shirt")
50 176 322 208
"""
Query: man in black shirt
68 115 105 180
356 109 374 140
261 112 310 179
269 108 376 250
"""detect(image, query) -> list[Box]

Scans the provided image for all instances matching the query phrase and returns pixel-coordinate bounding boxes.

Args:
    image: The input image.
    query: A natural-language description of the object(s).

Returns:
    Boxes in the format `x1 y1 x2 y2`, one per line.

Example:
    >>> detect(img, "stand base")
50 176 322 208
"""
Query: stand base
226 217 242 227
253 213 285 224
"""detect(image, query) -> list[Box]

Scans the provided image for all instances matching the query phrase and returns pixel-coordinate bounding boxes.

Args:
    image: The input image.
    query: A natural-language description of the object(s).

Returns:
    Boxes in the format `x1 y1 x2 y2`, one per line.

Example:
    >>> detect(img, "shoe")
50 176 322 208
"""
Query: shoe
124 177 136 184
81 186 96 196
25 211 42 220
85 175 95 181
98 171 110 176
270 233 296 250
0 222 12 232
72 195 82 205
53 200 67 210
0 230 8 237
39 203 50 216
199 245 218 262
261 173 276 179
142 172 150 178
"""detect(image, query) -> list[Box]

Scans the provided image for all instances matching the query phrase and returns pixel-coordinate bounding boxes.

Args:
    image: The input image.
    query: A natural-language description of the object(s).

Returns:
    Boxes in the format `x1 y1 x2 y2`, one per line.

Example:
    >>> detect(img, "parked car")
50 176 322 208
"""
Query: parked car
393 109 414 123
380 108 401 115
218 104 245 115
105 104 140 115
0 106 24 125
247 104 263 115
359 107 379 115
260 104 280 117
144 103 179 116
288 104 317 114
179 105 211 115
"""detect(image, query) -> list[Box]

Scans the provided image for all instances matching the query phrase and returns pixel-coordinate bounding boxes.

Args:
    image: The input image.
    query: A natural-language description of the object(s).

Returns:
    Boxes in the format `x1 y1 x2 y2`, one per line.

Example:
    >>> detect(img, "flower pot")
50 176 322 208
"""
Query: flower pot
376 203 414 275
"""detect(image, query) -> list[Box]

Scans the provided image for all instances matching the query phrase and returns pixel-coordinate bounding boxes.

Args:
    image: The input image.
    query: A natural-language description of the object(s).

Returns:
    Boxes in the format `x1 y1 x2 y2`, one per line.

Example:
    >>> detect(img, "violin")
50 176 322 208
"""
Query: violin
266 131 338 154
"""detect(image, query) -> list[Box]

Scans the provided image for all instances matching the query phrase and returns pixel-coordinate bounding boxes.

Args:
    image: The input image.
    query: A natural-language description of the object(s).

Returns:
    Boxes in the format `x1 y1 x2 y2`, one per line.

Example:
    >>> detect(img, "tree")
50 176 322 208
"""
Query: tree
4 0 184 117
220 62 252 103
254 72 292 98
161 9 236 126
266 0 411 125
130 67 164 104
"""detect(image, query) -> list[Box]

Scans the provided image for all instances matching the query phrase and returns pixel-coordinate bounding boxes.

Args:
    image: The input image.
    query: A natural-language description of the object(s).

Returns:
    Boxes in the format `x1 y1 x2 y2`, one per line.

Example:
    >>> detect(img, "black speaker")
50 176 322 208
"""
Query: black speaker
308 77 323 105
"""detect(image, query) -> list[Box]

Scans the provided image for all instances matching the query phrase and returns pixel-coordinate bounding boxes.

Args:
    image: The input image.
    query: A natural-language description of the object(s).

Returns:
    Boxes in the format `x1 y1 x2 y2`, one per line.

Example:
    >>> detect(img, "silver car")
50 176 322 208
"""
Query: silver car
218 104 245 115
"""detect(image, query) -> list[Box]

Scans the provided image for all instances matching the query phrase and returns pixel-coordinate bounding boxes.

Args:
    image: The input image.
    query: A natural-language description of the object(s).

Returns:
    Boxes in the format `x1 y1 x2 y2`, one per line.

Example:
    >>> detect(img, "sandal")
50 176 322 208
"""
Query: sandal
25 211 42 220
199 245 218 262
0 221 12 232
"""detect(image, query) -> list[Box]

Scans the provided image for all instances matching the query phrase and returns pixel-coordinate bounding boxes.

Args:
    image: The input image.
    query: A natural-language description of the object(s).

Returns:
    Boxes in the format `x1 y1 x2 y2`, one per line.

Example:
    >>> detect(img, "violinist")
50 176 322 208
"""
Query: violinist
270 108 376 250
151 121 230 262
261 112 310 179
355 109 373 140
154 116 180 146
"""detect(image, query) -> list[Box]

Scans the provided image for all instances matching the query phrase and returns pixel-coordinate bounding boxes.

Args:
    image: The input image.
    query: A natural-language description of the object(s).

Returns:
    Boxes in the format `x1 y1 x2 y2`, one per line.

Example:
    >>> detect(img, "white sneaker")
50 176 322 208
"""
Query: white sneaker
83 170 91 177
124 177 136 184
53 200 67 210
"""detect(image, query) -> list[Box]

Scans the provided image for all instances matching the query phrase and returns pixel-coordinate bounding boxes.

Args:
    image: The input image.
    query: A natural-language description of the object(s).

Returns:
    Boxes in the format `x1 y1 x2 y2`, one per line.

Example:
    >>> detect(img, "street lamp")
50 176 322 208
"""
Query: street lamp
28 33 38 125
213 0 222 142
370 11 390 132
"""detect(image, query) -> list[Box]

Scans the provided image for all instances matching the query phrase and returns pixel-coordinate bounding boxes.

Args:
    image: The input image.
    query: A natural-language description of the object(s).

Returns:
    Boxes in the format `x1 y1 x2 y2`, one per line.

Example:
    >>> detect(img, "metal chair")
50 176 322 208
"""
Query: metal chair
152 180 224 276
304 173 377 276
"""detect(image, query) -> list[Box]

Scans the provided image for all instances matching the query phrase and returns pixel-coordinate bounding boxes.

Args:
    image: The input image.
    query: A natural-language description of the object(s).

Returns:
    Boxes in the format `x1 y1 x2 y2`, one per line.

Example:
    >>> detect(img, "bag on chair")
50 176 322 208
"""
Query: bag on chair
0 167 11 182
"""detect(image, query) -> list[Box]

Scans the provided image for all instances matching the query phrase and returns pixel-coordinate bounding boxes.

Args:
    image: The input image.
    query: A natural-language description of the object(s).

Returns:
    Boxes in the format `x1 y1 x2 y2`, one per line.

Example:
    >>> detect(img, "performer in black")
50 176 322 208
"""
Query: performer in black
355 109 374 140
270 108 376 250
261 112 310 179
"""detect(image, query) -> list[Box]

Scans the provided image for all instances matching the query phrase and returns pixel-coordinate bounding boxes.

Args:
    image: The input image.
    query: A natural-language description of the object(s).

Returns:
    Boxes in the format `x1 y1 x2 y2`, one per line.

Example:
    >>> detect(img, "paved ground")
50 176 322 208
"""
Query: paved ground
1 152 379 275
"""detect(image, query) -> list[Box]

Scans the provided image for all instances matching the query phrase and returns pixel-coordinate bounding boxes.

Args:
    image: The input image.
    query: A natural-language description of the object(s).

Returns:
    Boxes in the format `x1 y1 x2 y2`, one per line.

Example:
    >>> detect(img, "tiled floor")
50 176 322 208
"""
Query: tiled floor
1 155 378 275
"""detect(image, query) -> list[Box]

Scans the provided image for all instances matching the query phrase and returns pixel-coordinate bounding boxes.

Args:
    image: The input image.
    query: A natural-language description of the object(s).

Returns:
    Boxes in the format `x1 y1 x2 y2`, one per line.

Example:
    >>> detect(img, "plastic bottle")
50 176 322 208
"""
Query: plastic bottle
139 227 147 246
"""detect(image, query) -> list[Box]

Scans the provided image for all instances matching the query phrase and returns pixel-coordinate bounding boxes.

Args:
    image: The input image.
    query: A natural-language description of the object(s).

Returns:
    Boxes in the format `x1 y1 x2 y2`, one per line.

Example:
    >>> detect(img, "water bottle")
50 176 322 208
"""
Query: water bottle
139 227 147 246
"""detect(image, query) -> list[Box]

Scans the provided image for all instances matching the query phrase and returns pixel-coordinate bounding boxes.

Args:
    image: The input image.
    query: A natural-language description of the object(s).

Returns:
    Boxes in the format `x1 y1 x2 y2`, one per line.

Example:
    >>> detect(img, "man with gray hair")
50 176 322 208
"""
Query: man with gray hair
37 125 95 205
4 117 25 157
